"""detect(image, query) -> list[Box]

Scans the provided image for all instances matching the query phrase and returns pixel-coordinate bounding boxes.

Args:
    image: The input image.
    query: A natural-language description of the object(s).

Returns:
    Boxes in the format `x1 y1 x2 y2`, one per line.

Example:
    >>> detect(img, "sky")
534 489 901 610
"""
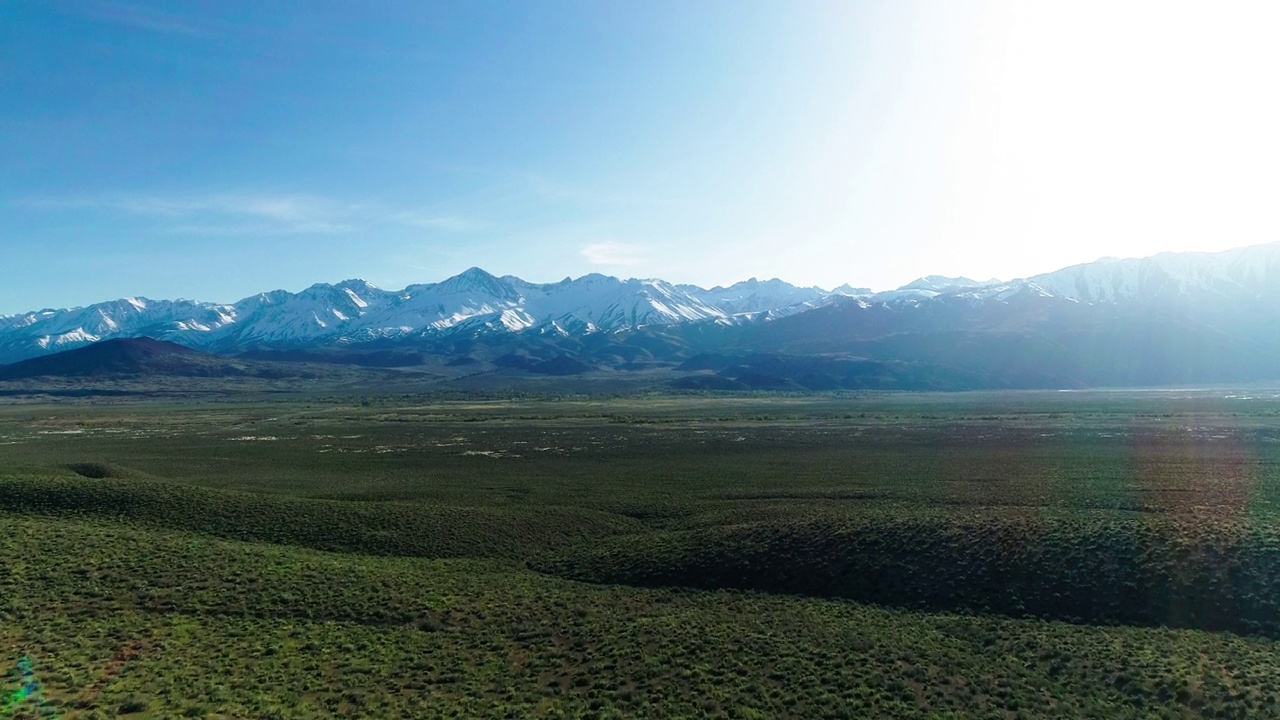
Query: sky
3 0 1279 313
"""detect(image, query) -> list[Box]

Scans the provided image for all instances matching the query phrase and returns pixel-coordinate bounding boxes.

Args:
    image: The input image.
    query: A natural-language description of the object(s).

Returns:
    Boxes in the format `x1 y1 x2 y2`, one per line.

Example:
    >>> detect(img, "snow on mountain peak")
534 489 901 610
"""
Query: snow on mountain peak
432 267 521 302
343 289 369 309
4 243 1278 364
898 276 996 293
1024 241 1280 304
830 284 871 296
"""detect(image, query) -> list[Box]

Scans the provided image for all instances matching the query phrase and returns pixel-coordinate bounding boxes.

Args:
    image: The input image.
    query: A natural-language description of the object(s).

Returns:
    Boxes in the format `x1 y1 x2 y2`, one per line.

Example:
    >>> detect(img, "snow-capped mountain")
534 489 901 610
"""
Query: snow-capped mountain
2 242 1278 368
506 273 726 332
0 268 741 363
684 278 829 318
873 276 1002 302
0 298 239 360
830 284 872 296
1019 243 1280 305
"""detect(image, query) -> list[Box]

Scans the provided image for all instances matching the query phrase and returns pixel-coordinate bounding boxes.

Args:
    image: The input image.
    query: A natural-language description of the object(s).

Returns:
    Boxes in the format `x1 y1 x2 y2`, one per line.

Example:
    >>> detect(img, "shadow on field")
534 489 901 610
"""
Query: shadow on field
8 457 1280 640
64 462 128 479
531 512 1280 638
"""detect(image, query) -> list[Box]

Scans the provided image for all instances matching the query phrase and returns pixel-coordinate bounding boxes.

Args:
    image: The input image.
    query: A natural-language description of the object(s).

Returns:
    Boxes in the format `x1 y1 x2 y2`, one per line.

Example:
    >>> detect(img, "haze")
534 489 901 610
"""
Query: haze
3 0 1277 314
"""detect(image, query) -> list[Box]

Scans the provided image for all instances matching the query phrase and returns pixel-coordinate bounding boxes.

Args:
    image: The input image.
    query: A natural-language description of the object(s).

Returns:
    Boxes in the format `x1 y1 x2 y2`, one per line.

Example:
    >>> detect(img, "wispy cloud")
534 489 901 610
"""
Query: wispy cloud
26 193 354 235
390 211 484 233
522 172 670 207
581 241 645 267
71 2 225 38
20 192 480 237
162 221 351 237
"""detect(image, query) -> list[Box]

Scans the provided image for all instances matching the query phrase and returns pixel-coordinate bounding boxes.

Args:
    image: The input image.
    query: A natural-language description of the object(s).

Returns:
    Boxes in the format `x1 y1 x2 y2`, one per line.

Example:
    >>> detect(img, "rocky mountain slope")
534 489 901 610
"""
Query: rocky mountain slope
3 242 1279 390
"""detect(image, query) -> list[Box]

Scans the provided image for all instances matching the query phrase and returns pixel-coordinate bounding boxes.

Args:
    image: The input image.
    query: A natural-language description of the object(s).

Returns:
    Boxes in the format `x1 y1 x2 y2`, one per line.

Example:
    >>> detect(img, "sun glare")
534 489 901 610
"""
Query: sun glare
948 0 1280 271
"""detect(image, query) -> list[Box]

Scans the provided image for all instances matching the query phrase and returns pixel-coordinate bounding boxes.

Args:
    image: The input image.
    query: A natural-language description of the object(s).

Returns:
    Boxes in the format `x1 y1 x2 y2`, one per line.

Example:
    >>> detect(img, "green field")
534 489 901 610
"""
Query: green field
2 390 1280 718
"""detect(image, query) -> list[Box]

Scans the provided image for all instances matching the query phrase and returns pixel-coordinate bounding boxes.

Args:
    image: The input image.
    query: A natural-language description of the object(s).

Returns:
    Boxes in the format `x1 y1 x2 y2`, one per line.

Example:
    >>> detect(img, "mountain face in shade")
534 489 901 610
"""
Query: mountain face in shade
0 337 257 380
2 242 1280 390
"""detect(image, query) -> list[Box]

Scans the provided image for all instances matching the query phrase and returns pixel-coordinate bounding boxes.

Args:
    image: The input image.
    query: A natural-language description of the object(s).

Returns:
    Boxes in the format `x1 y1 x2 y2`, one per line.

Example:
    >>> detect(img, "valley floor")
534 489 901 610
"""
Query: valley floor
1 390 1279 718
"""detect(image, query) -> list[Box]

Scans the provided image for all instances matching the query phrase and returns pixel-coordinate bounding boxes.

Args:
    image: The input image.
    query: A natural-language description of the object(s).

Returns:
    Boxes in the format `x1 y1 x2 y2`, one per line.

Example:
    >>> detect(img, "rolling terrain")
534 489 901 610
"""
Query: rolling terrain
1 391 1280 717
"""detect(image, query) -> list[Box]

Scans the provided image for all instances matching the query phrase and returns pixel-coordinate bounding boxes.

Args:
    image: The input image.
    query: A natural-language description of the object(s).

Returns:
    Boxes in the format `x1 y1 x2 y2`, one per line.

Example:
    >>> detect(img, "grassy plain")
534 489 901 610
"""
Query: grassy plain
1 389 1280 718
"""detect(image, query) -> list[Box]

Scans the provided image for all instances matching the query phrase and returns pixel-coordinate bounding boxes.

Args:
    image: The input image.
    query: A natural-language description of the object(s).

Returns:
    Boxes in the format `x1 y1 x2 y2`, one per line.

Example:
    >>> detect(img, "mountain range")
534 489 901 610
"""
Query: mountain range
4 242 1280 390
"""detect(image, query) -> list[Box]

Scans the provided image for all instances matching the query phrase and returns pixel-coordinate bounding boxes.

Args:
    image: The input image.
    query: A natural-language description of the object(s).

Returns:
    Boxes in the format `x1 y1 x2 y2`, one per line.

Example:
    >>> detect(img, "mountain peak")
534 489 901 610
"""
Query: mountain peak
434 267 520 302
2 242 1278 367
438 267 499 286
1024 240 1280 304
899 276 985 292
831 284 871 295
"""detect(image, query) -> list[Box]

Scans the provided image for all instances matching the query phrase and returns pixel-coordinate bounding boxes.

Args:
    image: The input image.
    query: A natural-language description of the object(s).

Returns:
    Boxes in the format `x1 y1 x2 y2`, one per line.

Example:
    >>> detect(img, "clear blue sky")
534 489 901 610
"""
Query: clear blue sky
3 1 1278 313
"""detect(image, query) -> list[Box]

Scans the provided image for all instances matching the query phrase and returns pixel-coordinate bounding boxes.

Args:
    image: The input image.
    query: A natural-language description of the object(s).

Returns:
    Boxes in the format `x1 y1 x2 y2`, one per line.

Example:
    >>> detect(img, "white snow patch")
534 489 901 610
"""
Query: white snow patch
343 288 368 308
52 328 99 345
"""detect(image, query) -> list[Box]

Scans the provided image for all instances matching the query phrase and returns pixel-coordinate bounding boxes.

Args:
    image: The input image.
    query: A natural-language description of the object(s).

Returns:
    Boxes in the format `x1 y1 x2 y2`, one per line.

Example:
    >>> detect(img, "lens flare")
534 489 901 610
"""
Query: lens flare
1 657 55 718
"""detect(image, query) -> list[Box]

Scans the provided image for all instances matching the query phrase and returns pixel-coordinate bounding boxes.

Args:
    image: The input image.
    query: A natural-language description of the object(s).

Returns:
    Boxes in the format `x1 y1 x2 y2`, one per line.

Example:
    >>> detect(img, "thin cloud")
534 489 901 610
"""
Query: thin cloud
582 241 645 267
71 2 224 38
164 221 355 237
20 192 480 237
522 172 672 208
24 193 354 235
392 212 483 233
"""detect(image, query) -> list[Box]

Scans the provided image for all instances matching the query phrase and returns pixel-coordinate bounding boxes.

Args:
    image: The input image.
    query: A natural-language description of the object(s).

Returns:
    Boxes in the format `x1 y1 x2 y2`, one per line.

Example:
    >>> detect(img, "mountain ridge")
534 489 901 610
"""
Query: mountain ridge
0 337 262 380
3 242 1279 389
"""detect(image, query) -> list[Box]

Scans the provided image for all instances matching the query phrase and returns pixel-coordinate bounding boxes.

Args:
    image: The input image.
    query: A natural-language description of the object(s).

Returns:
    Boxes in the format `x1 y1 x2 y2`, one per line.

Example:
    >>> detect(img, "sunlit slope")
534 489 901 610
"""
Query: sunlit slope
6 513 1279 718
4 458 1280 636
0 473 639 559
2 394 1280 717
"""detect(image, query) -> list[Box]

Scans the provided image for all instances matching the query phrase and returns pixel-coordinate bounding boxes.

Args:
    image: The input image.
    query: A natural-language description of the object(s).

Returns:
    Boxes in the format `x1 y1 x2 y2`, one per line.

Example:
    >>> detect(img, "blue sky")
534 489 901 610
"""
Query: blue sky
3 1 1278 313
